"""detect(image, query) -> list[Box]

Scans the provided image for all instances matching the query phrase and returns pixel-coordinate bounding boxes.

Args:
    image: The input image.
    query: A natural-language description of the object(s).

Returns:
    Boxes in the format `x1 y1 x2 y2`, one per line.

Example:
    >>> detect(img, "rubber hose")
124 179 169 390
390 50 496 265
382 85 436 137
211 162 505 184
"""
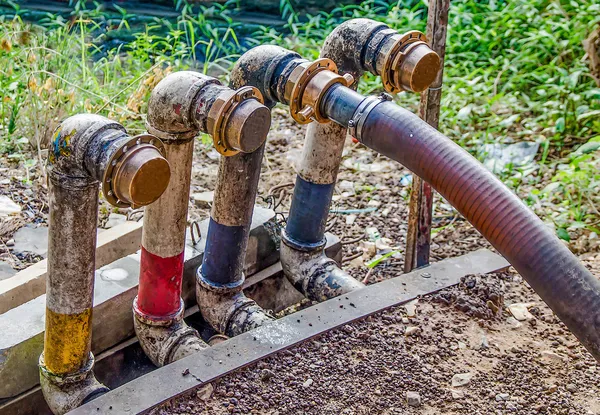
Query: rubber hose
359 101 600 361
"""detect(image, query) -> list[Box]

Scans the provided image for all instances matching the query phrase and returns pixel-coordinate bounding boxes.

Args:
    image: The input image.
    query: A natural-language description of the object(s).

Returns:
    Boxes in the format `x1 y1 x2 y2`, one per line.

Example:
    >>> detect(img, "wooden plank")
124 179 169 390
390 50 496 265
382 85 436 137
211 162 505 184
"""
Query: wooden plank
0 221 143 315
404 0 451 272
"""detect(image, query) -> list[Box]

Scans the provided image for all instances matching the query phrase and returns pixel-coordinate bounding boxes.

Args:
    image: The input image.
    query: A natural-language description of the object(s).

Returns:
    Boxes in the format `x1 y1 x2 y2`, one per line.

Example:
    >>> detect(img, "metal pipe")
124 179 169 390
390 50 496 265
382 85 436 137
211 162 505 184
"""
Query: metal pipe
136 71 271 360
321 86 600 362
232 19 440 302
41 114 170 414
195 90 274 337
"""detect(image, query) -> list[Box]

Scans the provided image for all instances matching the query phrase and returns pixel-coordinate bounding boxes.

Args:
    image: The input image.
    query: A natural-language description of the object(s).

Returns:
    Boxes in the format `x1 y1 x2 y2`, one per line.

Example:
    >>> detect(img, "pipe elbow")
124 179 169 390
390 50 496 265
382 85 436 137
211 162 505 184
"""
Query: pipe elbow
39 354 108 415
230 45 301 107
132 306 207 367
196 274 274 337
49 114 170 208
280 234 364 302
323 18 440 93
146 71 220 139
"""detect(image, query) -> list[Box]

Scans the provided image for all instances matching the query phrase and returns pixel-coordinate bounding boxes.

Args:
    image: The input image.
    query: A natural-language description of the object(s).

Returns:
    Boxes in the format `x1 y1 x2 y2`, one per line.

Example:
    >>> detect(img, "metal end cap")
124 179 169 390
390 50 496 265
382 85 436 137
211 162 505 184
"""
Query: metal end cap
225 98 271 153
399 43 441 93
105 135 171 208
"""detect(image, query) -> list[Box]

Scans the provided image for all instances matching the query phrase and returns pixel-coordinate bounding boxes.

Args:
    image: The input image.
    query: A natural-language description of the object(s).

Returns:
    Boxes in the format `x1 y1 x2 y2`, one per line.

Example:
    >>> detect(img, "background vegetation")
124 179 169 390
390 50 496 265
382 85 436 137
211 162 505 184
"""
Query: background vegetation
0 0 599 241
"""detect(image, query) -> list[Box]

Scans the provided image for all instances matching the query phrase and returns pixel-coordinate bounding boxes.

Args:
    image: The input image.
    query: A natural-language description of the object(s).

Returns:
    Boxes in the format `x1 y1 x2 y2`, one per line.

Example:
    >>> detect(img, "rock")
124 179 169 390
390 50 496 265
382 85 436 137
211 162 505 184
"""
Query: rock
338 180 355 195
495 393 510 401
506 316 522 328
405 326 421 337
12 225 48 257
480 334 489 350
403 299 419 318
366 227 381 241
451 390 464 400
104 213 127 229
196 384 214 401
191 191 214 209
451 372 473 388
406 391 421 407
345 214 356 225
457 341 467 349
302 378 313 388
540 350 567 365
0 261 16 281
0 195 21 216
507 302 536 321
367 199 381 207
566 383 578 393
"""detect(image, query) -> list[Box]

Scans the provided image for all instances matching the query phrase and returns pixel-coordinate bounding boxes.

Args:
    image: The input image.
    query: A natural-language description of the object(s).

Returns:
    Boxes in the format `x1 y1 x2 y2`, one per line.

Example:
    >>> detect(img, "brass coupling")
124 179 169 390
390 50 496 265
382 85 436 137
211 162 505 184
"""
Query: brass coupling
381 30 441 94
207 86 266 156
284 58 354 124
102 134 170 209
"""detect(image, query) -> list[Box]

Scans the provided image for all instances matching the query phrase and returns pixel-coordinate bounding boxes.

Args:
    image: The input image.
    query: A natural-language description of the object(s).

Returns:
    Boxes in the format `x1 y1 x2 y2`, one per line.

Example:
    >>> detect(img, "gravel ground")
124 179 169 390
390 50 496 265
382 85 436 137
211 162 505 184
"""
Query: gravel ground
1 110 599 413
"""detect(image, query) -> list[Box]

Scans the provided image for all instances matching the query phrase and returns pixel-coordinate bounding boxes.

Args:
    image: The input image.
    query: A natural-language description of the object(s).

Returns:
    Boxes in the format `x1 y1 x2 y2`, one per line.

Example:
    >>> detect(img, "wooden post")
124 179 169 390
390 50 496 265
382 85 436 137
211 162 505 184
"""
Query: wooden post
404 0 450 272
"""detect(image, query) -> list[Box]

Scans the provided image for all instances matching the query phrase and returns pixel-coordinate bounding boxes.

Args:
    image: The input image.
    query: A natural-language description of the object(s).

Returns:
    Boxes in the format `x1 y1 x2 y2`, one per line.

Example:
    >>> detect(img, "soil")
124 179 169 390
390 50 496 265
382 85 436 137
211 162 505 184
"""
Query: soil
1 110 599 413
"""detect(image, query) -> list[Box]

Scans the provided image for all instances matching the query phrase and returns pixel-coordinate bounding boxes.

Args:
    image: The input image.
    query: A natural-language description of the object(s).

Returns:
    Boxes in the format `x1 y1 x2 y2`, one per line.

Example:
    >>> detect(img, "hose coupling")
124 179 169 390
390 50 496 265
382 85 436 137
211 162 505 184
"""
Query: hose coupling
207 86 267 156
284 58 354 124
39 353 108 415
379 30 440 93
348 92 393 140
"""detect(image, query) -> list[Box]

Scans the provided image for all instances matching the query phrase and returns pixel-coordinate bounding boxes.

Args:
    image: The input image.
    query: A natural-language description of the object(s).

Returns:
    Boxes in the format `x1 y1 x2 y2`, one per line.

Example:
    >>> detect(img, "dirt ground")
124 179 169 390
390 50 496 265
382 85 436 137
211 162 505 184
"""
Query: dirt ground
1 110 599 413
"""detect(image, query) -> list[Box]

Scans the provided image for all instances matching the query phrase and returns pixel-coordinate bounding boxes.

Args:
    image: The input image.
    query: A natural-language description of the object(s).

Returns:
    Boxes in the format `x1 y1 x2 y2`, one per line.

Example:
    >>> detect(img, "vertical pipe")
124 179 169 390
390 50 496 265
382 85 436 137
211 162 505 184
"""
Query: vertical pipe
136 139 194 320
405 0 450 272
44 175 98 376
197 144 274 336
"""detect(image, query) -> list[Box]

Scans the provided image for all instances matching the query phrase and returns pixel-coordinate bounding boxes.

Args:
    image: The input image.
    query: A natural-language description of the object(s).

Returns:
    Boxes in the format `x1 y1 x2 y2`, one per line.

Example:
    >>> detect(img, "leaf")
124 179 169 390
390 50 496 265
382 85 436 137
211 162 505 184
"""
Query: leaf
556 228 570 241
366 250 399 269
555 117 566 133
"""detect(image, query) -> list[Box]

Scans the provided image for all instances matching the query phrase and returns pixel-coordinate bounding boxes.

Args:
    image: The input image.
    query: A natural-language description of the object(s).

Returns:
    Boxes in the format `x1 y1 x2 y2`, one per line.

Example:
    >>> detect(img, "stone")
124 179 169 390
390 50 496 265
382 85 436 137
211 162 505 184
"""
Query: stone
507 302 536 321
566 383 578 393
12 226 48 257
540 350 567 365
104 213 127 229
191 191 214 209
0 261 16 281
480 334 489 350
405 326 421 337
495 393 510 401
451 390 464 400
338 180 355 195
196 383 214 401
345 214 356 225
0 195 20 216
406 391 421 407
404 299 419 318
451 372 473 388
260 369 275 382
302 378 313 388
506 316 522 328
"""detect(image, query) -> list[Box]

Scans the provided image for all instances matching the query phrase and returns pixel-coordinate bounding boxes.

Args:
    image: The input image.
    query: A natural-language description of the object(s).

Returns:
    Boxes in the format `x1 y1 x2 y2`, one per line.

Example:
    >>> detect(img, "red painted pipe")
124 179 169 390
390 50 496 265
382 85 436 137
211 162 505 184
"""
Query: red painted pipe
136 248 184 318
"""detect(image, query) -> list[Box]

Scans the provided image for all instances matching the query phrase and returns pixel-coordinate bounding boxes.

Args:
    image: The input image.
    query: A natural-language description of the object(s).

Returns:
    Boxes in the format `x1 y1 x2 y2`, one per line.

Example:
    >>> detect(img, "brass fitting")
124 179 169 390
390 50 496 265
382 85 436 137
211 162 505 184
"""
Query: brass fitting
284 58 354 124
380 30 441 93
207 86 267 156
102 134 170 208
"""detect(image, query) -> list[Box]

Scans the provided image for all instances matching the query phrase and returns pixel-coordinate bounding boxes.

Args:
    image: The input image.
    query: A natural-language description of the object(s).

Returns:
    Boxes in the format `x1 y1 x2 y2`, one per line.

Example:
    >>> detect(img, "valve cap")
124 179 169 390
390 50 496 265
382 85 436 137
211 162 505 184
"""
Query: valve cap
225 98 271 153
399 43 441 93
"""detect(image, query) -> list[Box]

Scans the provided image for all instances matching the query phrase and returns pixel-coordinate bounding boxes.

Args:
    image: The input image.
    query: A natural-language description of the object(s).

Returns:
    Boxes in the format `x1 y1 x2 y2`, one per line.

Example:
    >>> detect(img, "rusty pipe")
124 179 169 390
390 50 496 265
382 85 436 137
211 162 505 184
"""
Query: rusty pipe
41 114 170 414
195 98 274 337
136 71 271 362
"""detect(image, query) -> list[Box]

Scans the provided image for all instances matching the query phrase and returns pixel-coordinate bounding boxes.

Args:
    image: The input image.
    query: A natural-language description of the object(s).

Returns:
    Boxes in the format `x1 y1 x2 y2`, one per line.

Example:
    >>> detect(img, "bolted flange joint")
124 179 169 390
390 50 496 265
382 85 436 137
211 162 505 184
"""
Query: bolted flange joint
39 353 108 415
283 58 354 124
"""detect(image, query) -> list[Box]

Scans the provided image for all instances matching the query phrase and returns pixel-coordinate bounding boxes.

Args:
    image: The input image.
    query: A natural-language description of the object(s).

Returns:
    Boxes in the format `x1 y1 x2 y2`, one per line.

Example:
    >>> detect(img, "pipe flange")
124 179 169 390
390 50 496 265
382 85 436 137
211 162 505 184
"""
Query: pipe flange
207 86 264 156
284 58 354 124
348 92 393 140
102 134 167 209
197 271 245 294
381 30 429 93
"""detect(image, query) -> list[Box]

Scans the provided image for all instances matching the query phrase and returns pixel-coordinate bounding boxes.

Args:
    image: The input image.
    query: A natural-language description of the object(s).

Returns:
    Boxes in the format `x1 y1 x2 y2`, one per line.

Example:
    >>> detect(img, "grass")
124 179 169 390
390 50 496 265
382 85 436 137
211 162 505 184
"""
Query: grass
0 0 599 240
